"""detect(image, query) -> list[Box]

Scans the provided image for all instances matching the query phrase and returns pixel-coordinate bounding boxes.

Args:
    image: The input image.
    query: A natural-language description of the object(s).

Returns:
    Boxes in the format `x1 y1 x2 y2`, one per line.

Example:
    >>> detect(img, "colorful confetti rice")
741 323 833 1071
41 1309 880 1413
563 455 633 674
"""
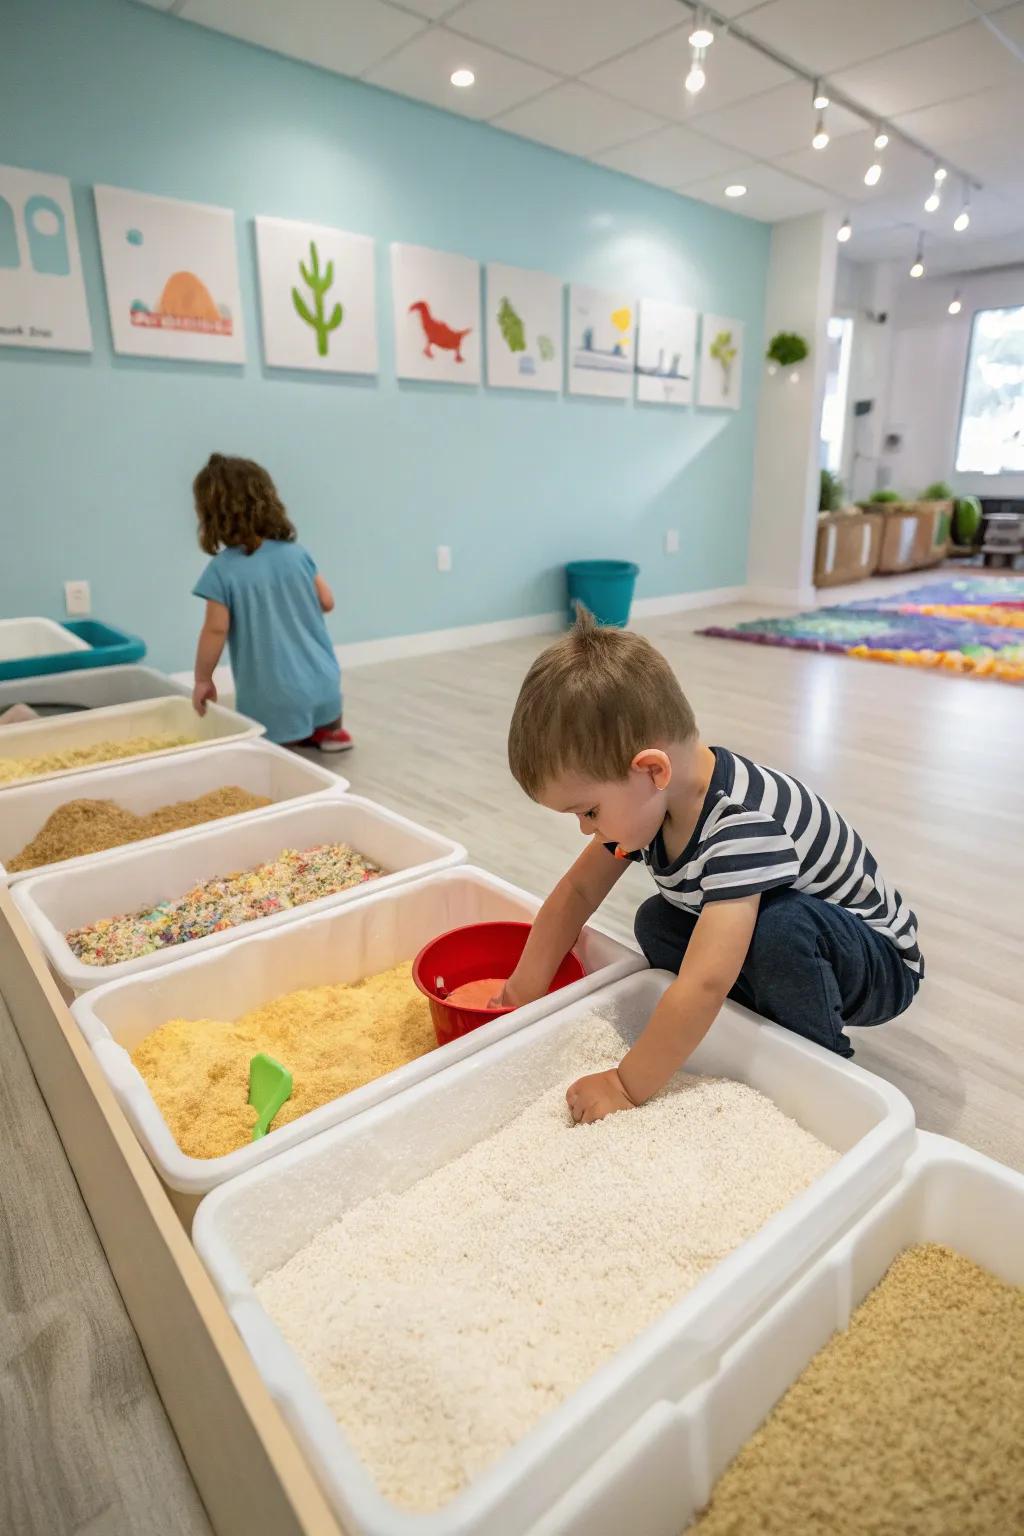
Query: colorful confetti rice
65 843 383 966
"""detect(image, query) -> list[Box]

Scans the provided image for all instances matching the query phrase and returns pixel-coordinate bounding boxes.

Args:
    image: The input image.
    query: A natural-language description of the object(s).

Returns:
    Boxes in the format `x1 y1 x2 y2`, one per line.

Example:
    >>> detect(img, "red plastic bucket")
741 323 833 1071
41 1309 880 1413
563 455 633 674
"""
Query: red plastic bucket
412 921 586 1047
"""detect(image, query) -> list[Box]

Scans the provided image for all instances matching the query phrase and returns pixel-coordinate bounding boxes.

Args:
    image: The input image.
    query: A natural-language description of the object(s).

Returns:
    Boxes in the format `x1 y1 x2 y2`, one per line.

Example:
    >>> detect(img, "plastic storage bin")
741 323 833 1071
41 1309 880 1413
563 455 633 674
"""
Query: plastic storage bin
0 739 348 885
0 617 145 680
0 664 187 718
565 561 639 627
14 794 466 993
191 971 915 1536
0 617 90 668
532 1133 1024 1536
0 695 264 791
72 866 645 1219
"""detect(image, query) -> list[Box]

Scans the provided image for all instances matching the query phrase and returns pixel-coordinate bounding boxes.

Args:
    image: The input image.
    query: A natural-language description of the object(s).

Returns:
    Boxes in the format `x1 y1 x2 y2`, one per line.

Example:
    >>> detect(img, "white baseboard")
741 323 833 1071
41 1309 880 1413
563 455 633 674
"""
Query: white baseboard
631 584 746 618
336 609 564 668
170 584 750 691
744 584 816 609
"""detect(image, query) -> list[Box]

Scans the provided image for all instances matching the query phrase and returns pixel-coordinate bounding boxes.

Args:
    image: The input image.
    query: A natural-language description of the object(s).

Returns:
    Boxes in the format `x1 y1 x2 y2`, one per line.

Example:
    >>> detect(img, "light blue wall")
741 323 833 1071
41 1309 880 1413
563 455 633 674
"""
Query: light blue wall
1 0 769 671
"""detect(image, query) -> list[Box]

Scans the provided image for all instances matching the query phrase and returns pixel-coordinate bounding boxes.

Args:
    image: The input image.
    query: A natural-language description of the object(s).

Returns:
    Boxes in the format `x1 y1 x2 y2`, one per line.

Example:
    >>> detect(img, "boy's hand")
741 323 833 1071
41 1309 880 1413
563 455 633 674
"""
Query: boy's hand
192 680 217 716
566 1068 636 1124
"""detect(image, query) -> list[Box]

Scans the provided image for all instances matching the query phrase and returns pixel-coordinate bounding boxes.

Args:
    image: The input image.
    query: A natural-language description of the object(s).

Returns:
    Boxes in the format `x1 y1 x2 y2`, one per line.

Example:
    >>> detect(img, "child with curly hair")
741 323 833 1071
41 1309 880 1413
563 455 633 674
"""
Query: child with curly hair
191 454 351 751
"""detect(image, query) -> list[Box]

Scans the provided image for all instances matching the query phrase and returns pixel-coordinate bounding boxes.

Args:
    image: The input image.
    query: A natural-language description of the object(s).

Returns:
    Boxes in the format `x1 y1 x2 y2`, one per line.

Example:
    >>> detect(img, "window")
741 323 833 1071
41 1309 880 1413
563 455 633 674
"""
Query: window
819 316 854 474
956 305 1024 474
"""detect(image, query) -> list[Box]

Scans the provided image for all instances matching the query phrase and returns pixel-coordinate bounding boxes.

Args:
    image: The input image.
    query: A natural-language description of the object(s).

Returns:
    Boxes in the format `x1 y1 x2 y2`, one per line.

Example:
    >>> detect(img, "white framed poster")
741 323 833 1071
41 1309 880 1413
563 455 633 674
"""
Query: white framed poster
94 184 245 363
698 313 743 410
0 164 92 353
568 284 634 399
391 242 480 385
485 262 561 392
254 216 377 374
636 298 696 406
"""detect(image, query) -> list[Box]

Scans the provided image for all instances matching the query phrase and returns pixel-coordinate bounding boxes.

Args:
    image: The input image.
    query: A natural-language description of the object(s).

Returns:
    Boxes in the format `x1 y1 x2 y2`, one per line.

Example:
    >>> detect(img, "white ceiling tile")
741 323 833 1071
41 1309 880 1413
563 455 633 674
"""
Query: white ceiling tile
775 129 929 204
680 164 838 221
692 80 864 160
395 0 465 18
895 86 1024 182
181 0 425 76
593 125 747 189
924 228 1024 274
582 26 790 123
737 0 979 74
492 83 665 158
447 0 684 76
363 26 558 119
830 18 1022 119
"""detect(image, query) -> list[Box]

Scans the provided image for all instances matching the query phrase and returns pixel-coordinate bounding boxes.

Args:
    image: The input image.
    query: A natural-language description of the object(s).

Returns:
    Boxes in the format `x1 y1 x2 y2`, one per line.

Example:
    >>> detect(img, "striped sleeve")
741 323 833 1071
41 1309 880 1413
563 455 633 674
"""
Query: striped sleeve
699 805 801 903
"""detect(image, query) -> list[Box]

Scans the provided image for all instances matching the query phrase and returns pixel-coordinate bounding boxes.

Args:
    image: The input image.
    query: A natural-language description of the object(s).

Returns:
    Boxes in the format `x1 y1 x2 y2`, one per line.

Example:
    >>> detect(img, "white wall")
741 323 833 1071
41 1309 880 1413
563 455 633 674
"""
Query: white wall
880 265 1024 501
747 211 839 602
833 258 899 503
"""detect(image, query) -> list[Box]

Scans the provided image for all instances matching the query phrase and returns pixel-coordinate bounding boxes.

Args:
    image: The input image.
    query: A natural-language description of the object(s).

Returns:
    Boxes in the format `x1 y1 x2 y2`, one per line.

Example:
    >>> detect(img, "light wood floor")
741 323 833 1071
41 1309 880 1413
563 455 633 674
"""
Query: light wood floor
2 589 1020 1536
339 596 1024 1172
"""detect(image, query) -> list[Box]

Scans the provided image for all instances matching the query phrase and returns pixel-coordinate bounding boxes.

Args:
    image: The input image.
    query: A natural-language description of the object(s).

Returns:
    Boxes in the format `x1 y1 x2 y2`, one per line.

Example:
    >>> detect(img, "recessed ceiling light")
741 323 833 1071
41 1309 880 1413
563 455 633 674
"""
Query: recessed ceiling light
450 68 475 88
725 184 747 198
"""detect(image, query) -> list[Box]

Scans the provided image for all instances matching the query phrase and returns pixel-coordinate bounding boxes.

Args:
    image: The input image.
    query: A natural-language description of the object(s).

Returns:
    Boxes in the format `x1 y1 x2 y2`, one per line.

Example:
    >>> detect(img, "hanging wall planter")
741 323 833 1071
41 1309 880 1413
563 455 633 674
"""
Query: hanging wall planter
766 330 809 382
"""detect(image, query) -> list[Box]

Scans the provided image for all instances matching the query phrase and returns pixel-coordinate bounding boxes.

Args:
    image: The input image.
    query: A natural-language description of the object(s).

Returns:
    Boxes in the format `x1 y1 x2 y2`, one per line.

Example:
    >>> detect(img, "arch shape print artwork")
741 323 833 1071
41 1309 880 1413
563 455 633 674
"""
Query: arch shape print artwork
0 164 91 351
25 195 70 276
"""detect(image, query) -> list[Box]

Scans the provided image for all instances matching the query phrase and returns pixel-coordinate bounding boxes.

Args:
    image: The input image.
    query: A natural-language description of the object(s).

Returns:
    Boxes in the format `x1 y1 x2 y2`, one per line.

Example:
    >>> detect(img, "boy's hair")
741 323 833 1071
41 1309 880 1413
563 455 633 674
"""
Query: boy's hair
193 454 297 556
508 607 697 799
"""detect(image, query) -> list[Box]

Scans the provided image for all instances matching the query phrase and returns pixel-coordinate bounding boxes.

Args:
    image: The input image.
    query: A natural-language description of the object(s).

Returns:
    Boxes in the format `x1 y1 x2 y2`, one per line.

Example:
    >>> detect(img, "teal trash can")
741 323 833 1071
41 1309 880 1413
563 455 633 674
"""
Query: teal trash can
565 561 639 628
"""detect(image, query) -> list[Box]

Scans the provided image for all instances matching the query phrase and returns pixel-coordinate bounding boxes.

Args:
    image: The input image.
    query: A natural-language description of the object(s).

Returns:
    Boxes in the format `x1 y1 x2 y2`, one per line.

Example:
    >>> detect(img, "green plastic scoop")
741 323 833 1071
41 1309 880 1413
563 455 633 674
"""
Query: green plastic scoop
249 1052 292 1141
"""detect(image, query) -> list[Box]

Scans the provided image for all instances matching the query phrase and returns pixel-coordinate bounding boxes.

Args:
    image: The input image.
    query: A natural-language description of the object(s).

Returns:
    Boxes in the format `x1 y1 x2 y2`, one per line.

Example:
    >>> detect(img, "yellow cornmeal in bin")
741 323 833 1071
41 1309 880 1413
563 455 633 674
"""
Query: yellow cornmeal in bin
0 731 192 787
131 964 435 1159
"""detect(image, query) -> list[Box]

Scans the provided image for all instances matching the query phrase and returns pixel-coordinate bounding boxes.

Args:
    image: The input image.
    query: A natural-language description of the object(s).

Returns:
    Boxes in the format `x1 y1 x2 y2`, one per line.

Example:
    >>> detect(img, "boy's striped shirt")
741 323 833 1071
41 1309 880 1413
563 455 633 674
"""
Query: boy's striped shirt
615 747 922 976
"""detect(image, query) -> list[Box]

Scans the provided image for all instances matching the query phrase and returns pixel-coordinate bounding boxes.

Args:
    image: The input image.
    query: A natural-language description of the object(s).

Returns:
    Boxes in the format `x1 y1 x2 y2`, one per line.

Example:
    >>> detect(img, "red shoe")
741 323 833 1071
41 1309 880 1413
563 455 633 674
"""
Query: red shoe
310 726 354 753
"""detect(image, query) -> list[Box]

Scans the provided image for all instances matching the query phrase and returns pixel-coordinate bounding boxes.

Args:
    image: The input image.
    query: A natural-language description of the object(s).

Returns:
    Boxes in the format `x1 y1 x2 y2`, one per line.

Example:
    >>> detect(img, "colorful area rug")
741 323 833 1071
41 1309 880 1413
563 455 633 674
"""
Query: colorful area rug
700 577 1024 684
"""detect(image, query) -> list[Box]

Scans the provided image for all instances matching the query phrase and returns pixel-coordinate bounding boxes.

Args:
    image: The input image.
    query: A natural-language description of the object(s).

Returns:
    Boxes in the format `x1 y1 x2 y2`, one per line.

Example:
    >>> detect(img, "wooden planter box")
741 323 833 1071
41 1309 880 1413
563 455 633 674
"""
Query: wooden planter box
814 510 882 587
866 500 953 573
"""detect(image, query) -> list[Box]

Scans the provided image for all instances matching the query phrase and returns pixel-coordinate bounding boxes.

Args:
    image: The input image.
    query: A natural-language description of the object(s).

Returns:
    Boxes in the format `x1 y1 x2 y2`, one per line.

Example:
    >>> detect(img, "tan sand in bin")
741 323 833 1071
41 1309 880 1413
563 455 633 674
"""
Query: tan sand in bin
0 731 192 787
9 786 272 871
132 964 435 1159
693 1243 1024 1535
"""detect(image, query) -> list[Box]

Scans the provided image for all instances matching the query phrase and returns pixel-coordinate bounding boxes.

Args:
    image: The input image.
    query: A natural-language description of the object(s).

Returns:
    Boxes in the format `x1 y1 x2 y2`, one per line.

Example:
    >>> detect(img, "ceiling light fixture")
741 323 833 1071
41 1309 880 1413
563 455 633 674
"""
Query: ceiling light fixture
864 159 882 186
924 165 944 213
685 43 707 94
450 67 475 88
935 166 947 183
874 129 889 150
813 79 830 110
948 292 962 315
837 215 852 243
725 183 747 197
689 7 715 48
812 110 829 150
909 234 925 278
953 183 971 232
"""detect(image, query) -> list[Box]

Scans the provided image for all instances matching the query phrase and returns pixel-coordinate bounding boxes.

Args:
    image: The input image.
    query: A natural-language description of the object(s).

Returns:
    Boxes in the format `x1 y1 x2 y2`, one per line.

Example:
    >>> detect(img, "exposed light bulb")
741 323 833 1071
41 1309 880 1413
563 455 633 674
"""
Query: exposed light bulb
450 67 475 87
812 110 829 150
909 259 924 278
837 216 852 243
953 208 970 232
864 162 882 187
874 130 889 149
924 192 940 213
948 294 962 315
935 166 947 183
685 60 706 92
724 183 747 198
813 81 830 110
689 7 714 49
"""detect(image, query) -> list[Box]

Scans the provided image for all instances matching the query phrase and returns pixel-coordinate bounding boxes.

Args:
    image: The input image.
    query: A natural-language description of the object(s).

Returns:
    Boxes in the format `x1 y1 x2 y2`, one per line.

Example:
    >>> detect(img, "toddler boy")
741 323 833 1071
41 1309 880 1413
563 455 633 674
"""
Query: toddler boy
501 610 921 1124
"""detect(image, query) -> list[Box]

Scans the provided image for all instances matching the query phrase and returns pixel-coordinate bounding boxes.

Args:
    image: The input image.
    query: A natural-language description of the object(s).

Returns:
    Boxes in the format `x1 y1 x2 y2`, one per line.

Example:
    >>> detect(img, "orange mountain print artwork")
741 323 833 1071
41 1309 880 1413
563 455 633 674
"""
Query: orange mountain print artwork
131 269 233 335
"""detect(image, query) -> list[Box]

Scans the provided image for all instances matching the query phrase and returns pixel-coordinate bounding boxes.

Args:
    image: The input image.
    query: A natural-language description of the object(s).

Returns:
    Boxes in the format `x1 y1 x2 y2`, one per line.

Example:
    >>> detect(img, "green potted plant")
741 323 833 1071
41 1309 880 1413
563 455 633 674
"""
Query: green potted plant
819 468 843 513
766 331 809 379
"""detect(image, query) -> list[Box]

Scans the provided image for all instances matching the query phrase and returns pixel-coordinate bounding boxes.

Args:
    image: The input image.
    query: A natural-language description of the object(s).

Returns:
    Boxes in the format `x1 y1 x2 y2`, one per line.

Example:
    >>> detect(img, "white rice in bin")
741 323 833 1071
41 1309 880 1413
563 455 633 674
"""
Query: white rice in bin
256 1014 839 1512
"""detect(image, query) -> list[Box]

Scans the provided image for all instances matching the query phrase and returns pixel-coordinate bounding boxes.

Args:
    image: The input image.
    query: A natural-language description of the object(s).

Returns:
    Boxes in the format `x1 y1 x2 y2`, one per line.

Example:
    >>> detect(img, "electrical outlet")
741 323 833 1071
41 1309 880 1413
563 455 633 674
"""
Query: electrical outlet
664 529 680 555
64 579 91 617
436 545 452 573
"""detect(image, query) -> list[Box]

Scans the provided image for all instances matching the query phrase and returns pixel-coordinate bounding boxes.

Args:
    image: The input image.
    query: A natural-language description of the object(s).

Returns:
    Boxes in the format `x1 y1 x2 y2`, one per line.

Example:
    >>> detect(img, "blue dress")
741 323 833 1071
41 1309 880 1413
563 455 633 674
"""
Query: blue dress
193 541 342 743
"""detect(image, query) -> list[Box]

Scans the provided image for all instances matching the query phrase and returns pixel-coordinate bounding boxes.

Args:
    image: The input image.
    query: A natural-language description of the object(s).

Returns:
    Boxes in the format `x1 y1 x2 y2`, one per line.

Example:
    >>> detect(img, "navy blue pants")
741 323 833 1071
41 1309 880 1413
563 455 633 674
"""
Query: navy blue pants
634 888 918 1057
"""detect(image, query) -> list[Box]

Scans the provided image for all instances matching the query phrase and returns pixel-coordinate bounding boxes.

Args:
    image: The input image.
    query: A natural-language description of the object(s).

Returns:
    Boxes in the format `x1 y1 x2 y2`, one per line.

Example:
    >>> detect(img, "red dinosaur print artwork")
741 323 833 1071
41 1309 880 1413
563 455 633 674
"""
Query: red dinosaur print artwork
409 300 472 363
